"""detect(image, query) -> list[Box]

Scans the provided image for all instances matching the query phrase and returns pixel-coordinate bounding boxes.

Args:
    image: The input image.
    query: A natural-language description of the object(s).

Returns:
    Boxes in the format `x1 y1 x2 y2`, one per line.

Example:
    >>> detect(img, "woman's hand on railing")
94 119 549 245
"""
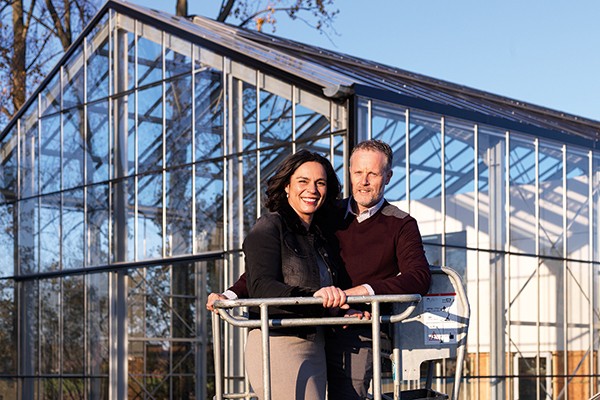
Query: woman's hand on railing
313 286 349 309
206 293 228 313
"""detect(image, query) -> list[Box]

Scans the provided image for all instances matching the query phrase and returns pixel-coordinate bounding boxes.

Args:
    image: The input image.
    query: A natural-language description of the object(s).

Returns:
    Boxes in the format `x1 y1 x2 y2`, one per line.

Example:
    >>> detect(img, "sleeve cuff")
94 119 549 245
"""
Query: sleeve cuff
222 290 238 300
361 284 375 296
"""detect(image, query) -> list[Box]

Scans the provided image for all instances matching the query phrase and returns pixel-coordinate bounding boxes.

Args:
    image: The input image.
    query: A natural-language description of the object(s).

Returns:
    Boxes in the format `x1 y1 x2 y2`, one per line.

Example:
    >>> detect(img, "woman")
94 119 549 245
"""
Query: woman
244 150 347 400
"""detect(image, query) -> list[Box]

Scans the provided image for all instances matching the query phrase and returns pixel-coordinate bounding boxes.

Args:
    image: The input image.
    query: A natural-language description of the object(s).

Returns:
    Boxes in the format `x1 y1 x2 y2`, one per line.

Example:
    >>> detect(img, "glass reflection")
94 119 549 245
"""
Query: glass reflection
63 188 85 270
165 166 192 256
137 26 163 87
138 173 162 260
87 28 110 102
63 275 84 374
0 203 15 277
87 100 110 184
39 115 61 194
259 89 292 148
40 194 60 272
195 68 224 161
63 108 85 189
165 75 192 167
138 85 163 174
195 161 223 252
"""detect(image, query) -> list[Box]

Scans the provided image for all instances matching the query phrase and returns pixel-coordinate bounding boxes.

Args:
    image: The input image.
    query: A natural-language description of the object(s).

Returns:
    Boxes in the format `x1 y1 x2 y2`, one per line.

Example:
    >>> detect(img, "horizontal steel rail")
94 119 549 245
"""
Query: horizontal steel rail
212 294 422 400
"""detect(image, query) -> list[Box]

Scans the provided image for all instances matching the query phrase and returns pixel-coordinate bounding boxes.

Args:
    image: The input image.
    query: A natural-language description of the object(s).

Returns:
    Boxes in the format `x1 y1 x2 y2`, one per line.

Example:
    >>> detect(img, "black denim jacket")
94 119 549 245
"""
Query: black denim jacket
244 204 341 319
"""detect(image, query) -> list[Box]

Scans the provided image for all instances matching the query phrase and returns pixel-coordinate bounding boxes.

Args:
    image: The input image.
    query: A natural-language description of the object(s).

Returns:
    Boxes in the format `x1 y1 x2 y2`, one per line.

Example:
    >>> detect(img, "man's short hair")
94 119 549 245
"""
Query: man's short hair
350 139 393 171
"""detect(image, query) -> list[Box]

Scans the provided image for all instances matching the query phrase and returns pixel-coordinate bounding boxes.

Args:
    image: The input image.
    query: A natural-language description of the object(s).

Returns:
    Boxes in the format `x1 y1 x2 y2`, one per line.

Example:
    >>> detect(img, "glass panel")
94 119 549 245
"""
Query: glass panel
444 119 475 251
0 378 18 398
295 101 329 141
477 126 506 251
509 135 535 255
87 273 110 379
87 25 110 102
40 379 60 399
40 278 60 374
63 45 85 108
371 100 407 202
0 202 15 278
0 128 18 203
63 108 85 189
138 84 163 174
128 269 145 338
332 135 345 194
63 275 84 373
87 100 110 183
259 88 293 149
229 152 257 249
63 188 84 270
165 166 192 256
18 197 38 274
539 141 563 257
165 75 192 167
126 31 136 92
231 79 256 154
409 111 442 245
40 194 60 272
195 67 224 160
565 148 589 259
137 24 163 87
20 109 39 198
171 262 196 339
40 73 61 117
88 378 109 399
0 281 16 373
165 34 191 79
39 115 61 194
127 94 135 177
594 154 600 263
110 176 134 263
195 160 224 252
63 379 85 398
87 184 110 267
138 173 162 260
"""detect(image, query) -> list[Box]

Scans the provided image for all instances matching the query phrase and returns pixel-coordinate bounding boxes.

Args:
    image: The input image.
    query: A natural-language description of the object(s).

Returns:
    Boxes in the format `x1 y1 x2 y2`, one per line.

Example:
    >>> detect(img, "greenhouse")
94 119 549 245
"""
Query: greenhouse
0 0 599 398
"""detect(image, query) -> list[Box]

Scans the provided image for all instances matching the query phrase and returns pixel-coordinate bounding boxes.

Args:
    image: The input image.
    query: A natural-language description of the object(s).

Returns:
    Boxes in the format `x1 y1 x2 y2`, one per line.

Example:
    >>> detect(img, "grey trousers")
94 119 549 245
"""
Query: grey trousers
325 326 383 400
245 328 327 400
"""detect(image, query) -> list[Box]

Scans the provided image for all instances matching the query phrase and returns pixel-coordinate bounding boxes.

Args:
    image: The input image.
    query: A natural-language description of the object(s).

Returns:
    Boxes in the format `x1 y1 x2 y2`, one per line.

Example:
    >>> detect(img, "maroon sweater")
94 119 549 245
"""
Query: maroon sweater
334 199 431 295
226 199 431 297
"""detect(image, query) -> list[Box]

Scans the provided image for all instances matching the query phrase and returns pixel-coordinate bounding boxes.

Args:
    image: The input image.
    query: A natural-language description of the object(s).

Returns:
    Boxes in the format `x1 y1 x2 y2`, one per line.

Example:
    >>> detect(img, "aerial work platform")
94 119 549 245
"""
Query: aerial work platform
212 266 470 400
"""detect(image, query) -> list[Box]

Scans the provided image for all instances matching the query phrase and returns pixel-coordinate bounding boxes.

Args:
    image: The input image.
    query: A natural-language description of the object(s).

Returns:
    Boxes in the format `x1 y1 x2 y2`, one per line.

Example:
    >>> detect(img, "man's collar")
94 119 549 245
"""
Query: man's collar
345 197 386 222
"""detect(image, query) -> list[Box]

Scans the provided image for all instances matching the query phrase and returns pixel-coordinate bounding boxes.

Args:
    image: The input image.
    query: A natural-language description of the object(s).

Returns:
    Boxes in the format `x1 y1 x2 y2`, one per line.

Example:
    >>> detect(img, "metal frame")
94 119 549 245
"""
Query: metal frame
212 294 422 400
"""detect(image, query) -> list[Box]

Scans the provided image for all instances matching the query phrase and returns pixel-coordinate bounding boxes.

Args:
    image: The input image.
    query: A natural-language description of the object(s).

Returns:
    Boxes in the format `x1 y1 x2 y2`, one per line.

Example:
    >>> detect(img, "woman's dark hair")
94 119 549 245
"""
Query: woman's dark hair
264 149 341 213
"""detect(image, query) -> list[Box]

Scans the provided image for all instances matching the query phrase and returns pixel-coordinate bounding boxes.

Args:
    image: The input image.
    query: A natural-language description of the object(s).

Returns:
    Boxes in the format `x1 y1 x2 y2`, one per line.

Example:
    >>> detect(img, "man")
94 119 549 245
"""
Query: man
207 140 431 399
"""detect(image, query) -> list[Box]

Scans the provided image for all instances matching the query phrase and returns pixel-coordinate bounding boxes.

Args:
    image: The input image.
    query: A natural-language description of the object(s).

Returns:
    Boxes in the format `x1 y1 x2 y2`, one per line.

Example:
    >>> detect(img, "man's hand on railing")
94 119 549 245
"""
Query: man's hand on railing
313 286 350 309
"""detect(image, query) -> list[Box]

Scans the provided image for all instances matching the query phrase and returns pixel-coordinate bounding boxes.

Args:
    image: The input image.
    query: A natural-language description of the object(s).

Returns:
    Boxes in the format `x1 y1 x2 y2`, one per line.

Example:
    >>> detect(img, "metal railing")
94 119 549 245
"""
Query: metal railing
212 294 422 400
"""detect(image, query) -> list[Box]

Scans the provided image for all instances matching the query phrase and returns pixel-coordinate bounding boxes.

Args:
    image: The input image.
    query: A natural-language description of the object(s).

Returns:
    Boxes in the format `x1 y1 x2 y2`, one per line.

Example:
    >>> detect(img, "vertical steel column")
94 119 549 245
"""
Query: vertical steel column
260 304 272 400
562 145 569 400
535 138 541 400
588 151 595 397
440 117 446 268
474 124 480 399
111 24 130 399
371 301 382 400
489 134 506 400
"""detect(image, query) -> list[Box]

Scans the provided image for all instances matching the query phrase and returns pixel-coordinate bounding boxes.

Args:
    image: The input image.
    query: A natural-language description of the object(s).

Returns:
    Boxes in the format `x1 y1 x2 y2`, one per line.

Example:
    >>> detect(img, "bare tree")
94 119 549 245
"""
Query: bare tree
0 0 101 126
0 0 337 127
176 0 338 33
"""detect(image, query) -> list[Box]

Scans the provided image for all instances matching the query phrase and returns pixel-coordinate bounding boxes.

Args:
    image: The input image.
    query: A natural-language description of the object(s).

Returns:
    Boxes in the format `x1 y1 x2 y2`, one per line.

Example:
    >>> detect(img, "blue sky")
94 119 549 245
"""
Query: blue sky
139 0 600 121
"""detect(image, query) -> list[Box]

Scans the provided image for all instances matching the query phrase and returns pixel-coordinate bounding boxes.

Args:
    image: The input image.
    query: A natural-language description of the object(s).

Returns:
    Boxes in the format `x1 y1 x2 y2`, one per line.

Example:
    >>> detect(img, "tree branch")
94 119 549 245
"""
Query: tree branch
216 0 235 22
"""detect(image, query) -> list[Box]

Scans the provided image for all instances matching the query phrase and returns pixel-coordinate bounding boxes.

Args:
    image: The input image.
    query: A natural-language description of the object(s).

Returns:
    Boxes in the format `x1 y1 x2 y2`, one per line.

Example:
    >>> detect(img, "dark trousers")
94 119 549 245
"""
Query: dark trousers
325 326 376 400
